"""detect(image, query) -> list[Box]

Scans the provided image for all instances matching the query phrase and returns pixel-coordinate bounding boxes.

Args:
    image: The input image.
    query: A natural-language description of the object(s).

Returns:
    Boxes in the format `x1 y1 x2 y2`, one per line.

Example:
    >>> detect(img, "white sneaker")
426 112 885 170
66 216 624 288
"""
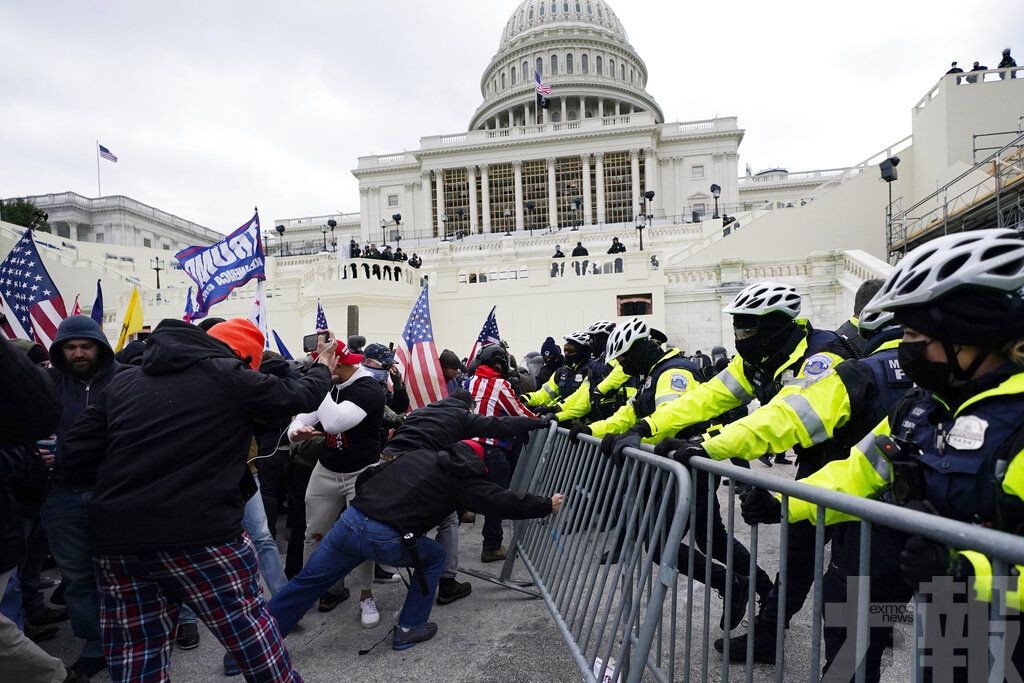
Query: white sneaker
359 597 380 629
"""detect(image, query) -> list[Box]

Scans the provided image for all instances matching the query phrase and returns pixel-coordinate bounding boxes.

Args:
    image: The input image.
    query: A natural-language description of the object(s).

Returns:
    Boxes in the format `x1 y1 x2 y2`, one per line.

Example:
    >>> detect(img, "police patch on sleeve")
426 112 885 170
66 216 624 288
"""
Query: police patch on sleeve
670 373 688 392
801 354 834 378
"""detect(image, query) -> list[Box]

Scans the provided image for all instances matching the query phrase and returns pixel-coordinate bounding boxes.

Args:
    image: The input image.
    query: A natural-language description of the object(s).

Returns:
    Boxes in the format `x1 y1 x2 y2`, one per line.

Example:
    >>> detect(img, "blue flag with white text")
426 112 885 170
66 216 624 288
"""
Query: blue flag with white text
175 212 265 318
89 279 103 326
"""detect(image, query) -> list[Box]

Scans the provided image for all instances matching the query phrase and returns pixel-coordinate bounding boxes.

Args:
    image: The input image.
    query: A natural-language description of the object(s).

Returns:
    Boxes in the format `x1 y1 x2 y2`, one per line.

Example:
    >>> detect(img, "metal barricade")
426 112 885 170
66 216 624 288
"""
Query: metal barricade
494 425 692 682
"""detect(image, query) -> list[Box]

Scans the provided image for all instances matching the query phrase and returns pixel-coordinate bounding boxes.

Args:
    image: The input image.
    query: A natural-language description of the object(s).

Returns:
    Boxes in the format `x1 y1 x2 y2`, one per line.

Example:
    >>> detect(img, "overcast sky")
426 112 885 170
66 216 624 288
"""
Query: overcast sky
2 0 1020 234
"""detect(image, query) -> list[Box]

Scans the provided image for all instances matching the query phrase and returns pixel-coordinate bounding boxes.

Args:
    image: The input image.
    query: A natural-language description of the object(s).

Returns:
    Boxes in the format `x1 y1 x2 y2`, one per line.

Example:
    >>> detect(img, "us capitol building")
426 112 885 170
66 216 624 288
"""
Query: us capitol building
6 0 1023 356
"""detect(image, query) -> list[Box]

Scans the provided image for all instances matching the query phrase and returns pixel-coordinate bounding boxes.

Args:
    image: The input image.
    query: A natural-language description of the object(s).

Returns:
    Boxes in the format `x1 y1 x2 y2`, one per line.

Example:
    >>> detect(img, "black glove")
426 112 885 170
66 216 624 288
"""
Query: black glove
531 418 553 429
673 444 708 467
569 425 592 442
739 487 782 525
599 433 618 462
899 536 953 588
653 438 688 459
534 405 557 417
609 431 643 467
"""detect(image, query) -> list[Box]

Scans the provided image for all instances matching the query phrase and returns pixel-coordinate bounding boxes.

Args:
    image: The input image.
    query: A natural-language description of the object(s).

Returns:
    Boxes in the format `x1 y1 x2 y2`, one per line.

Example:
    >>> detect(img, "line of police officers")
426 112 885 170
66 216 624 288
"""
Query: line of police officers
515 228 1024 681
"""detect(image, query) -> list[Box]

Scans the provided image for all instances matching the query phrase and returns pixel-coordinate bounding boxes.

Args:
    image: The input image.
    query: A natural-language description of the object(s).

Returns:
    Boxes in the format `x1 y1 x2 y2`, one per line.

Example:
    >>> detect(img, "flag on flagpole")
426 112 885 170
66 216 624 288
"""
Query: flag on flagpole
98 144 118 163
395 286 447 410
90 279 104 326
247 281 269 348
183 286 195 322
0 228 68 347
71 295 81 316
535 70 552 116
315 299 329 331
175 212 264 318
115 287 143 352
468 306 501 363
272 330 294 360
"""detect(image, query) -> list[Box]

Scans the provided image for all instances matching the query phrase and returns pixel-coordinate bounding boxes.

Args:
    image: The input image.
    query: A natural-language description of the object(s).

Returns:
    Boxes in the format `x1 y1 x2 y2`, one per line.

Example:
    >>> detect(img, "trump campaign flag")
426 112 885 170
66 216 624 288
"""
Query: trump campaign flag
0 229 68 347
395 285 447 410
175 212 265 318
468 305 500 363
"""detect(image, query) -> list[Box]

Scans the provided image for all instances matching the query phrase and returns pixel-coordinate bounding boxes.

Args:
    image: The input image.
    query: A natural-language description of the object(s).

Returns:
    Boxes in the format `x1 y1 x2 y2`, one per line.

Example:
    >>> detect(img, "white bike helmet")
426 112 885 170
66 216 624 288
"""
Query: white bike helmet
867 229 1024 312
605 318 650 362
564 331 590 347
587 320 616 335
856 307 895 334
722 281 801 318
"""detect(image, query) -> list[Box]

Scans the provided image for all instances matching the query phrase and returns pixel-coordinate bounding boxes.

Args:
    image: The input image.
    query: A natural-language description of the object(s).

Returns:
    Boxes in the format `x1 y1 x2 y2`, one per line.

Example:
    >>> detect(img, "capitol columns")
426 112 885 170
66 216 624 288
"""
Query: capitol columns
467 165 479 235
434 170 446 238
513 160 524 232
595 152 606 225
420 171 433 237
630 148 641 218
644 147 657 202
546 156 558 230
581 153 592 225
480 163 492 233
359 186 371 241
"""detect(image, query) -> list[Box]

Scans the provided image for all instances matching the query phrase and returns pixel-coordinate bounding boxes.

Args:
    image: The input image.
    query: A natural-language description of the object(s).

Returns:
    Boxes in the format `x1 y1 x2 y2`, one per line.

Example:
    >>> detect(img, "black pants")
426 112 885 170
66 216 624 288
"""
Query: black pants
481 446 512 551
256 450 289 540
284 462 314 578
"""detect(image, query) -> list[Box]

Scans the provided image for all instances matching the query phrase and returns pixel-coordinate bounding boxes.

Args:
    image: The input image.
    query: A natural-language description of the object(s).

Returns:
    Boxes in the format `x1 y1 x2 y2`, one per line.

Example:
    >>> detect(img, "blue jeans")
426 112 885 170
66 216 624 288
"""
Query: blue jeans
0 567 23 629
42 488 103 658
180 479 287 626
269 506 445 635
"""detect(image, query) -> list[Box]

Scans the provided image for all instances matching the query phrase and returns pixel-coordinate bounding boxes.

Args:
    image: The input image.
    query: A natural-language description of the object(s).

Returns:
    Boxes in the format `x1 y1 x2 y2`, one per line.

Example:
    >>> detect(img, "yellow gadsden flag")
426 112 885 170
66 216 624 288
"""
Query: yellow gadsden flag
114 287 144 352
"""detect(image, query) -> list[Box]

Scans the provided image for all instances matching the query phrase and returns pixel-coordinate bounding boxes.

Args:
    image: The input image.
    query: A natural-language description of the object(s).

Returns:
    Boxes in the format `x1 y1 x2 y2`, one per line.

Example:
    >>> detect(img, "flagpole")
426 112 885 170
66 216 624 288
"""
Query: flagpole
95 140 101 197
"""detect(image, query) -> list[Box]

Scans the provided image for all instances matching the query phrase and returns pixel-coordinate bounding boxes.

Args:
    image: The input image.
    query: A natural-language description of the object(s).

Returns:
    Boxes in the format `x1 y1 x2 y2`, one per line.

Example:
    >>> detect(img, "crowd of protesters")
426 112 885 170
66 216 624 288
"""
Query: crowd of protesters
348 240 421 269
4 227 1024 682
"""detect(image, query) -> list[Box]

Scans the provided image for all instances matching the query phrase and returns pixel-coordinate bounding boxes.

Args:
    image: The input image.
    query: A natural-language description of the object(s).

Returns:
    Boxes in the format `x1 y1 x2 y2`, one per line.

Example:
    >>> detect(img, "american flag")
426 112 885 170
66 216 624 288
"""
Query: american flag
0 229 68 347
98 144 118 163
395 285 447 410
315 299 329 332
468 305 500 363
535 70 552 96
248 280 270 348
183 286 195 322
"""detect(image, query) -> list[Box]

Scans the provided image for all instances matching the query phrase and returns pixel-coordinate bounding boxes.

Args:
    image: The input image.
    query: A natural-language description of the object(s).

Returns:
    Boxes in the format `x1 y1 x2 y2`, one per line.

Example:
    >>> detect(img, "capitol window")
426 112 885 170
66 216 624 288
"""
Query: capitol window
608 58 614 77
582 53 589 73
596 55 603 75
523 60 529 78
536 56 543 75
511 66 517 84
620 63 626 80
587 2 593 14
566 53 573 74
551 1 557 13
387 194 399 207
576 2 582 12
691 164 705 179
529 7 534 19
501 72 506 89
563 2 569 13
551 53 559 74
539 3 545 16
630 68 634 83
597 5 603 17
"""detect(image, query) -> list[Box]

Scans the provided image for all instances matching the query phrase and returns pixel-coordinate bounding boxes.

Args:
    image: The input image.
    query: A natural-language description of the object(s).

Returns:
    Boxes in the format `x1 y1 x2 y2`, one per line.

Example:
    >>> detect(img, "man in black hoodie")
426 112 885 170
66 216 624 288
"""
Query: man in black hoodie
268 438 561 652
383 390 550 604
40 314 126 678
61 318 335 683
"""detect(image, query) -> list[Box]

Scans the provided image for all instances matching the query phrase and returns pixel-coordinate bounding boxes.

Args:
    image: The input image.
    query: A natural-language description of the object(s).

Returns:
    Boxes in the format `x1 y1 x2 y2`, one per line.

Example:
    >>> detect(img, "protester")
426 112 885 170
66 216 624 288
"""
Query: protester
439 349 468 394
409 253 422 269
552 245 565 258
537 337 563 385
966 60 988 83
571 241 588 257
835 278 883 356
999 47 1017 78
268 439 562 651
287 340 386 626
41 315 128 679
60 318 336 683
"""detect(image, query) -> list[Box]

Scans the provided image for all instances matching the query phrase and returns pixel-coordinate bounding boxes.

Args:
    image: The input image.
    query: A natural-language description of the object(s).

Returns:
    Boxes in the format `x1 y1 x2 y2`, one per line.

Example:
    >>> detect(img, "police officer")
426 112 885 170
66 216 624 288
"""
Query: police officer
612 282 853 656
555 320 635 424
522 331 591 413
743 229 1024 680
835 278 884 357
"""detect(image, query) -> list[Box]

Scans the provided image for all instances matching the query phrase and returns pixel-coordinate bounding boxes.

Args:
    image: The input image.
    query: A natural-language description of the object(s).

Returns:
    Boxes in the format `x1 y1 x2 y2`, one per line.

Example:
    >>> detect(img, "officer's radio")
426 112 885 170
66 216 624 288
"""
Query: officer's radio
875 433 925 507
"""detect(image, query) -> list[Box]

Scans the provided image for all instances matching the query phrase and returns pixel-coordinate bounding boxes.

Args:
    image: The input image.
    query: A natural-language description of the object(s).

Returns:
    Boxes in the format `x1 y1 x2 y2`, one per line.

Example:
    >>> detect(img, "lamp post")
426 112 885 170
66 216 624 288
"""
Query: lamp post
327 219 337 252
320 224 329 252
275 224 286 256
150 256 164 289
635 190 655 251
503 208 512 237
879 156 900 238
634 212 647 252
525 200 536 237
455 207 465 240
710 184 721 219
392 213 402 253
571 197 583 230
439 213 449 241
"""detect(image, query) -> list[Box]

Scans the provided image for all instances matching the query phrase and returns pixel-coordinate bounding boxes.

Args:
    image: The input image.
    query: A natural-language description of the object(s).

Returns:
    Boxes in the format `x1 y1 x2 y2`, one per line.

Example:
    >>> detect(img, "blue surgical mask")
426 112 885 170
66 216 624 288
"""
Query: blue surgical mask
365 367 389 383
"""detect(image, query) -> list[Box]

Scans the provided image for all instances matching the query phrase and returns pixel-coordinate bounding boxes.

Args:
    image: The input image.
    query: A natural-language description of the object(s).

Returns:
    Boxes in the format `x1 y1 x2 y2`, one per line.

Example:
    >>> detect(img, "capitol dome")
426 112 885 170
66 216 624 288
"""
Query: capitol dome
469 0 663 131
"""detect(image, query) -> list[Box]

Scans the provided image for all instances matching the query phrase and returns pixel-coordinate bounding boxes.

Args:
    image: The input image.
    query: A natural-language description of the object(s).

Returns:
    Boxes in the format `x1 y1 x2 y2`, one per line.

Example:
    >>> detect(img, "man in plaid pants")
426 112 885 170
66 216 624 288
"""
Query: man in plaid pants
62 319 335 682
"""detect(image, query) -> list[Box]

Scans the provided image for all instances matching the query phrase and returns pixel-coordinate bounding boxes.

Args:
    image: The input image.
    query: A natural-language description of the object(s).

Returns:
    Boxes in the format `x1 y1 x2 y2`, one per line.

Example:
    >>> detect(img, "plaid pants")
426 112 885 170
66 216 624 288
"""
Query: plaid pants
95 534 301 683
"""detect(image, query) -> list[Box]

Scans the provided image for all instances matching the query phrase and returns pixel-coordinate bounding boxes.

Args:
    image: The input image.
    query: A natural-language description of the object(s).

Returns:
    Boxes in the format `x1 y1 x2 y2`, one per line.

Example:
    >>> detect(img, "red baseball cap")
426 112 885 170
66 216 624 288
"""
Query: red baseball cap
335 340 364 365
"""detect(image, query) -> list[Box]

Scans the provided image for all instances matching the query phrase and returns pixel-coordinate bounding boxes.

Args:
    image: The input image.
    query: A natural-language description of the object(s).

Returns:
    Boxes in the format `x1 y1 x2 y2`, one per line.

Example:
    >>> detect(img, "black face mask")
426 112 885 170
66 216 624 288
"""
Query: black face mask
734 322 799 370
898 340 955 396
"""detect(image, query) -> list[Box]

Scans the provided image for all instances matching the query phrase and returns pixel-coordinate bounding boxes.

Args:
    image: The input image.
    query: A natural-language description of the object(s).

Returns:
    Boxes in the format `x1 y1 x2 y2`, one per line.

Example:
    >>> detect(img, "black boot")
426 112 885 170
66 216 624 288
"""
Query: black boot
714 616 778 663
716 574 749 631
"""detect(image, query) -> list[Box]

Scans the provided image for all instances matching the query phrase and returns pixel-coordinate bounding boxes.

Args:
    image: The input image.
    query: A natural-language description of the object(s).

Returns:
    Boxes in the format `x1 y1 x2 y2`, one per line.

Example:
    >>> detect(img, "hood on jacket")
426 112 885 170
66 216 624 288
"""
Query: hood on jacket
49 315 114 376
437 443 486 479
141 319 242 376
115 340 147 366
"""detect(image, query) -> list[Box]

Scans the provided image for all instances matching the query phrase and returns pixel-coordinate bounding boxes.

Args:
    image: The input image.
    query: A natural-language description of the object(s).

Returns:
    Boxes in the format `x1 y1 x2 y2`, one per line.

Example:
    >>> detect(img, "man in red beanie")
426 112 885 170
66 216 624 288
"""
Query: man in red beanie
61 318 337 682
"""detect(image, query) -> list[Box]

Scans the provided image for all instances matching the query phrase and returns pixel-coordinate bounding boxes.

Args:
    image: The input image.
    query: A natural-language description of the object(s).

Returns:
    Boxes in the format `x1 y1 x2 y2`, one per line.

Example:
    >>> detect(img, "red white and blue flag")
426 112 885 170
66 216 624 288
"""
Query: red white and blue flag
535 70 552 96
247 280 270 348
98 143 118 163
0 229 68 347
468 305 500 363
395 285 447 410
315 299 329 332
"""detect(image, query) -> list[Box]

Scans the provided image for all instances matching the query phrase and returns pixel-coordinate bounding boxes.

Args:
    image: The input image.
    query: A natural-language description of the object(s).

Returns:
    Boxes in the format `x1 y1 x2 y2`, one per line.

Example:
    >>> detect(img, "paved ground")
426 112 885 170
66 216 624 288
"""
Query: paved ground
35 458 918 681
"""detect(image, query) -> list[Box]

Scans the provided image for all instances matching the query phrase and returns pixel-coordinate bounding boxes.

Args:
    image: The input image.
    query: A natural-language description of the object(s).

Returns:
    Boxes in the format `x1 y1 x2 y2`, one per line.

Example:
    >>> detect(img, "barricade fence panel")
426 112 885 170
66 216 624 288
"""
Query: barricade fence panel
497 427 1024 682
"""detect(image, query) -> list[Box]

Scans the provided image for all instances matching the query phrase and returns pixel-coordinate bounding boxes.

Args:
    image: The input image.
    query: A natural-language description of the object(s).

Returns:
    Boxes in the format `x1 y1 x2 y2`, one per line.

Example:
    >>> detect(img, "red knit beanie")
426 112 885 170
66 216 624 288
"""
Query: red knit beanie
208 319 264 370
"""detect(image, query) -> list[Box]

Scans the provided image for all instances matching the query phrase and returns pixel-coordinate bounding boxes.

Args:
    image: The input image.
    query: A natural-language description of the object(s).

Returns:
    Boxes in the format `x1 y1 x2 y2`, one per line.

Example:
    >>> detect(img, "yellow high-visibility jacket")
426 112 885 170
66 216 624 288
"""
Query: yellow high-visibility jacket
555 359 632 422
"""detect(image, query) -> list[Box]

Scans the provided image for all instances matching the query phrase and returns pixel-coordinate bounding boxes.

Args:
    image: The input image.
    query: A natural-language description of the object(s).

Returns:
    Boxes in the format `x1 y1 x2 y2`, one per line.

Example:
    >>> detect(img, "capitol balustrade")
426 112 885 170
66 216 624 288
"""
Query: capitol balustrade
299 257 425 293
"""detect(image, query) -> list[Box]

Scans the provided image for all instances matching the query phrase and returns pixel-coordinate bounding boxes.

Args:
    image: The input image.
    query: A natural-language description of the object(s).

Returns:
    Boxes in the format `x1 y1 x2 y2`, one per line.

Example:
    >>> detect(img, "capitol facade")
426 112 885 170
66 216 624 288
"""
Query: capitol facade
6 0 1023 357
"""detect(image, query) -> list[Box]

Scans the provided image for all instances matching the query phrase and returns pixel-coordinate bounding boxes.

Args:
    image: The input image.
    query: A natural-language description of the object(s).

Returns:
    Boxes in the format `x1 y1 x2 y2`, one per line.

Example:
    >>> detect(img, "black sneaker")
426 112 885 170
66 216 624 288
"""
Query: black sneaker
62 671 89 683
717 575 749 632
50 582 66 606
28 605 69 625
714 619 777 664
773 454 793 465
24 622 59 643
392 622 438 651
69 656 107 678
175 622 200 650
757 454 774 467
374 564 401 584
436 578 472 605
317 586 350 613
